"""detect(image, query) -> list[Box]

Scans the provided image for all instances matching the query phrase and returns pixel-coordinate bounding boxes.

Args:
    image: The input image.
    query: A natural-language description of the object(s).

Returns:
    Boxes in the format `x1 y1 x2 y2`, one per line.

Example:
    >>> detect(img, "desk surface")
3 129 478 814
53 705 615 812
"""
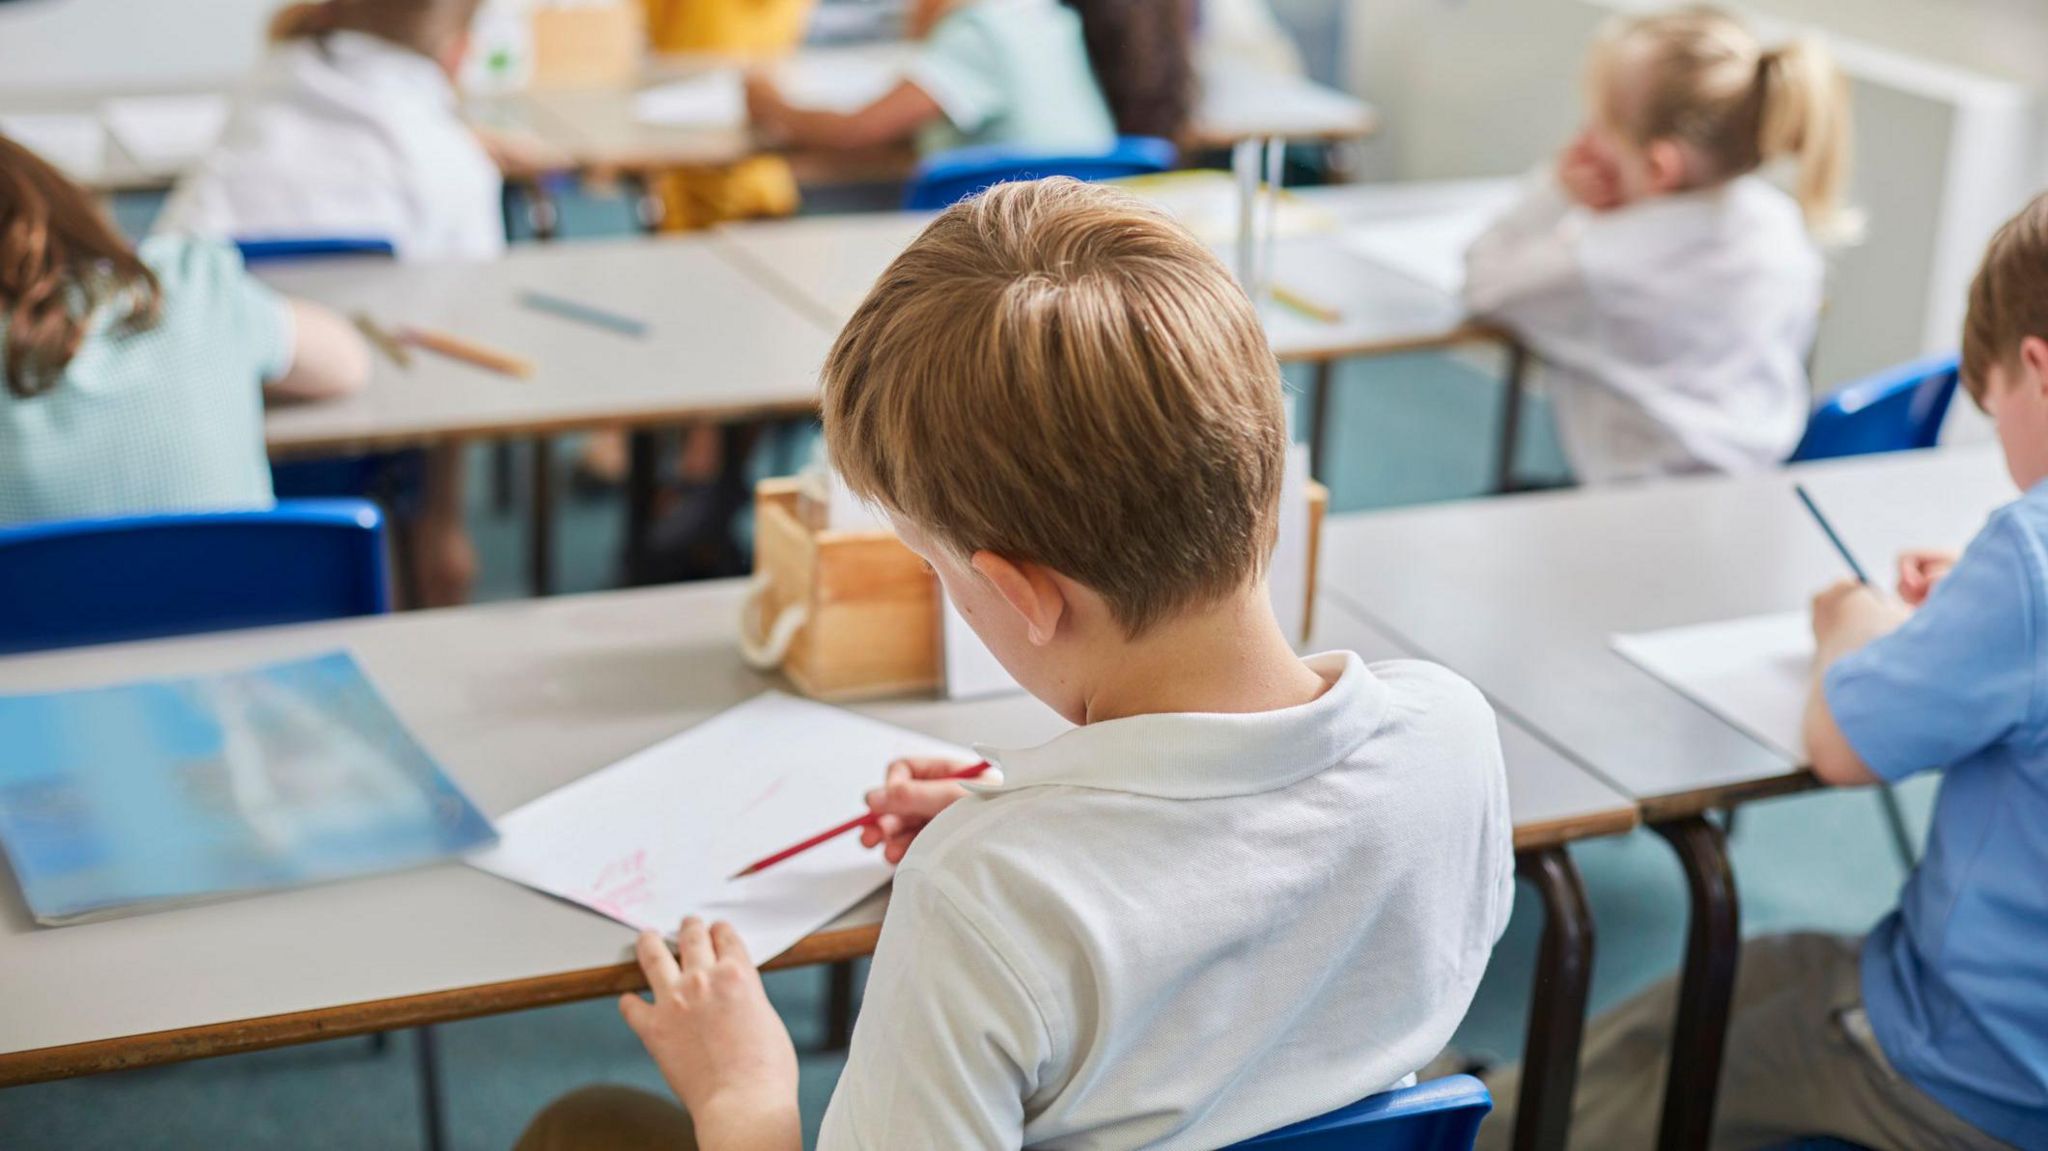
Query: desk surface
1321 446 2017 820
0 579 1629 1083
715 179 1505 365
257 234 833 453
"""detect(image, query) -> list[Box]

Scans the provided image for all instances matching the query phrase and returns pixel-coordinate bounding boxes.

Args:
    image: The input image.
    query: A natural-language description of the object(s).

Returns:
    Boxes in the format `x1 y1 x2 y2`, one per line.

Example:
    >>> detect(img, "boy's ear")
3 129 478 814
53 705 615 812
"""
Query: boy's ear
969 550 1067 647
2019 336 2048 395
1645 139 1689 195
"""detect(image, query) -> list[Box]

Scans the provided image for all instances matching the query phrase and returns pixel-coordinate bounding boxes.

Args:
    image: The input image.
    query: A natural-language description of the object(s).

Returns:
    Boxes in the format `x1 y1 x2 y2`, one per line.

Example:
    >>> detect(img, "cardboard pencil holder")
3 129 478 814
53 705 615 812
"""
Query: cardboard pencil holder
742 478 1329 701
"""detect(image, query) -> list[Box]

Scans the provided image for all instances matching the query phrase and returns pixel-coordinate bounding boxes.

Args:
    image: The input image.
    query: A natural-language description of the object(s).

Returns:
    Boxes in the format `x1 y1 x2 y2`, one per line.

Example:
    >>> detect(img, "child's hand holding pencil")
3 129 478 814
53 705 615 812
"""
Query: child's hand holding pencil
859 758 990 865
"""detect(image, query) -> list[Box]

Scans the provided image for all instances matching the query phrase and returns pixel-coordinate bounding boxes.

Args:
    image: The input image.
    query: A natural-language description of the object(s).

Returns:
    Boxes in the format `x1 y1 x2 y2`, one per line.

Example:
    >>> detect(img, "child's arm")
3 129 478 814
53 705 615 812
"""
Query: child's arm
858 756 981 863
620 918 802 1151
1803 518 2038 791
1462 170 1584 322
263 300 371 402
745 75 946 151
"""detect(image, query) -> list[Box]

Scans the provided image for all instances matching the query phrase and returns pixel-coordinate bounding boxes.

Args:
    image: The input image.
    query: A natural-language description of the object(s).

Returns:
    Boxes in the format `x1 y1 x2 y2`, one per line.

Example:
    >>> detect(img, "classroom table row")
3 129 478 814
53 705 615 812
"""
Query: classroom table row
1 43 1378 196
1321 443 2016 1151
0 580 1633 1151
258 177 1522 593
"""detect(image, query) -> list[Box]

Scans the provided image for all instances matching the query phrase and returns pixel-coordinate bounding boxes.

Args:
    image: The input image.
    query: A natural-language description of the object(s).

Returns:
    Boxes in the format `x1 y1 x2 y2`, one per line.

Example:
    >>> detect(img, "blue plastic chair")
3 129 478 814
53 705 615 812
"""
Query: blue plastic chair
0 500 390 656
1224 1076 1492 1150
904 136 1179 210
232 236 397 264
1790 353 1961 462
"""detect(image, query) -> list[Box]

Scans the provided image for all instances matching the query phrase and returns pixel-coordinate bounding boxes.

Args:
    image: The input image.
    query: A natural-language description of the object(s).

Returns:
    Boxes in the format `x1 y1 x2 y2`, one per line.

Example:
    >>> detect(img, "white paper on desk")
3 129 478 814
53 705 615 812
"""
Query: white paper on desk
770 53 900 113
0 113 106 181
634 72 745 127
1611 611 1812 762
468 692 975 959
941 441 1315 698
101 95 229 170
1338 209 1501 297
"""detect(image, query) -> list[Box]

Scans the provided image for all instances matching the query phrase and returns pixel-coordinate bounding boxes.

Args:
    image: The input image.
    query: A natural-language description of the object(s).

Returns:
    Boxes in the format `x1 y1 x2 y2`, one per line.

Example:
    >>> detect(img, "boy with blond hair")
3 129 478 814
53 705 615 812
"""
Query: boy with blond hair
1479 195 2048 1151
517 178 1513 1151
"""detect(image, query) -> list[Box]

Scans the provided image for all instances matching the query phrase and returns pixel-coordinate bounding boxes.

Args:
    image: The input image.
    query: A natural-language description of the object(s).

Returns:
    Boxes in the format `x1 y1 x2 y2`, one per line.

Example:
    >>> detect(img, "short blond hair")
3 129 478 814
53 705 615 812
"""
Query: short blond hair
821 178 1286 636
1592 5 1853 237
1962 191 2048 406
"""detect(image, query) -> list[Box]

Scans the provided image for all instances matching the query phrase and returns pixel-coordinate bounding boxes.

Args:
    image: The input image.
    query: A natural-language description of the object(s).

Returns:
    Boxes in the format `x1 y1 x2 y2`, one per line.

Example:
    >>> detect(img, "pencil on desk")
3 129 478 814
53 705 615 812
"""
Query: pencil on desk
1793 484 1872 585
399 326 535 379
518 289 650 338
1271 284 1341 325
352 312 412 368
730 761 993 879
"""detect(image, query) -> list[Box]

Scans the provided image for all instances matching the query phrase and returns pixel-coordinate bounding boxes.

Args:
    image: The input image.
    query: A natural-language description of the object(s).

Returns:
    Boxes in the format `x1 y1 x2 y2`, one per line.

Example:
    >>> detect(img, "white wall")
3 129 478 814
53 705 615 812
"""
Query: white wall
0 0 276 91
1341 0 2047 390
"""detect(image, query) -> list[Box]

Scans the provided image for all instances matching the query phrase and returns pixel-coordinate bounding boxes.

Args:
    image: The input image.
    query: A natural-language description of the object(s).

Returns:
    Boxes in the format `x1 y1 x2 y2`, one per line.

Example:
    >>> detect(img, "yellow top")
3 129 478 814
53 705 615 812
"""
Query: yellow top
641 0 813 55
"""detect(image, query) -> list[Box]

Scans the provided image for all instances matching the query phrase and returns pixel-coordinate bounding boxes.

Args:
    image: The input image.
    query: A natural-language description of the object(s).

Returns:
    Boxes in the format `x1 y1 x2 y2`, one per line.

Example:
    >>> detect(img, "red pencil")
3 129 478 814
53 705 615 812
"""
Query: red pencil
729 761 993 879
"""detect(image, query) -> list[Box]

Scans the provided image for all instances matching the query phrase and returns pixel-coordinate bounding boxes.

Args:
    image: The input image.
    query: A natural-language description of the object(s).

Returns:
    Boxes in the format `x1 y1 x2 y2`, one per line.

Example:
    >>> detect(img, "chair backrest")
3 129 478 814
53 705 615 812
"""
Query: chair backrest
1224 1076 1493 1151
233 237 397 265
1790 352 1960 463
903 136 1180 210
0 500 390 656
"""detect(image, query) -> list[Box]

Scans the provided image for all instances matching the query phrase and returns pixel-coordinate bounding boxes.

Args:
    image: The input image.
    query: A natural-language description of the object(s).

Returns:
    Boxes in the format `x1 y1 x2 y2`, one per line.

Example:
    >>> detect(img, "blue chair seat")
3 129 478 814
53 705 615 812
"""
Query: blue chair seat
1225 1075 1492 1150
1791 352 1960 463
232 236 397 264
904 135 1180 210
0 500 390 655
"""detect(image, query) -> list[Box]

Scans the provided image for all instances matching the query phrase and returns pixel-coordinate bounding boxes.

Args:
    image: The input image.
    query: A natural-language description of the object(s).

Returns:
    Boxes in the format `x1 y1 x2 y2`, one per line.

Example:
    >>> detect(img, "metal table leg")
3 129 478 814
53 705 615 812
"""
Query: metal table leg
1307 359 1335 484
825 960 859 1051
1651 816 1741 1151
529 436 556 597
1494 342 1530 494
1514 846 1595 1151
415 1026 448 1151
622 430 662 586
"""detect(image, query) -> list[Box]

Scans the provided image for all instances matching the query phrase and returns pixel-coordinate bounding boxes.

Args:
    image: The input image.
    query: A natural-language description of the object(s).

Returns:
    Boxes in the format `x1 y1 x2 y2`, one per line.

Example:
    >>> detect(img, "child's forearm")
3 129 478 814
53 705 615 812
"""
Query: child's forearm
692 1095 803 1151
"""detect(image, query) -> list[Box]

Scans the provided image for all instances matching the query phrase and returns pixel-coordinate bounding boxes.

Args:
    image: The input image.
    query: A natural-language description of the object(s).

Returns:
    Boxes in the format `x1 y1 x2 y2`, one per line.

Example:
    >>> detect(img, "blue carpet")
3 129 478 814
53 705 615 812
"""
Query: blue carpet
0 188 1930 1149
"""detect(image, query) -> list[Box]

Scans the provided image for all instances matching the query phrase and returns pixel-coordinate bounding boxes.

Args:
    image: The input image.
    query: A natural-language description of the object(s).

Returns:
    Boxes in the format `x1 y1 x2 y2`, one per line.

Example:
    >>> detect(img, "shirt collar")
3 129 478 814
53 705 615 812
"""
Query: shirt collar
969 652 1389 801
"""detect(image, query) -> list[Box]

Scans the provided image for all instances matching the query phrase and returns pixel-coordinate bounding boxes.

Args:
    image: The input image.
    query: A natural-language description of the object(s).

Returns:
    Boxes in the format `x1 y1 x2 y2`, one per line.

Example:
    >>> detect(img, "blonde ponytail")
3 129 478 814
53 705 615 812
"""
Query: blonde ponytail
1757 37 1855 239
1593 6 1857 241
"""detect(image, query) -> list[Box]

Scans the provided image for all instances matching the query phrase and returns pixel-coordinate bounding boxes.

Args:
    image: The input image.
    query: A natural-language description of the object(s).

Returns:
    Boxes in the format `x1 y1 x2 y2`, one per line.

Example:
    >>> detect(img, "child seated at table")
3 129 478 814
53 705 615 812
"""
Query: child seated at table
515 178 1515 1150
743 0 1192 156
1477 194 2048 1151
154 0 511 605
0 135 367 525
1464 4 1850 485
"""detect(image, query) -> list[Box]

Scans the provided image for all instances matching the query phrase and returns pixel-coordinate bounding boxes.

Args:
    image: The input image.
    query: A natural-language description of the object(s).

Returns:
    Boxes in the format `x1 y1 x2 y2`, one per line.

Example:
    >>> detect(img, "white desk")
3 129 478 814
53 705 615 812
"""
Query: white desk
257 235 831 456
0 582 1629 1101
1317 444 2015 1151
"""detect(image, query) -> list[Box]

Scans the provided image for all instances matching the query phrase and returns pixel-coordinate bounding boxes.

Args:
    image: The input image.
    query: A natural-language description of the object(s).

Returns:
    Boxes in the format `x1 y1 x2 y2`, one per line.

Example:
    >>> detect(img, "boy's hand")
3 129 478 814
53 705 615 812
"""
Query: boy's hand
1811 580 1909 663
619 919 800 1148
859 757 976 864
1896 548 1960 607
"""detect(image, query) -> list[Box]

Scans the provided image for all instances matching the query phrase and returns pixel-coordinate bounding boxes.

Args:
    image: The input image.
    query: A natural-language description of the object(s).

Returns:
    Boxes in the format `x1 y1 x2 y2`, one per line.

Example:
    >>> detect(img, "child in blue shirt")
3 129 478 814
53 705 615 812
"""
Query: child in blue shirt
1478 194 2048 1151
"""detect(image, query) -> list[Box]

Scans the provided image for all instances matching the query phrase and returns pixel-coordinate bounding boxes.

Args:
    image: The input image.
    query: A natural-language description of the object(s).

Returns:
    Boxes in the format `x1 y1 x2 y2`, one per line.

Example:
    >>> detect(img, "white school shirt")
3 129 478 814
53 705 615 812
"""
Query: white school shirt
155 31 504 262
818 653 1515 1150
1464 173 1822 484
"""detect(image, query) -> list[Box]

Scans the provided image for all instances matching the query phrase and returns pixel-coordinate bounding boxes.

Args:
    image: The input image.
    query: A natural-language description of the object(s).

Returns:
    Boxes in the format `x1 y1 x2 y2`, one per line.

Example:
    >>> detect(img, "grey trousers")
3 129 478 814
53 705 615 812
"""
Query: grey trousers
1478 933 2013 1151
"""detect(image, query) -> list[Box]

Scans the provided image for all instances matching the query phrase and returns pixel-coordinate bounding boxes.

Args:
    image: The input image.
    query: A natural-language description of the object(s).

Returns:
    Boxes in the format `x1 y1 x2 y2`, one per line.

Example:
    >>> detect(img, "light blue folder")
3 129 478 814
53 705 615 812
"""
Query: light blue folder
0 651 496 925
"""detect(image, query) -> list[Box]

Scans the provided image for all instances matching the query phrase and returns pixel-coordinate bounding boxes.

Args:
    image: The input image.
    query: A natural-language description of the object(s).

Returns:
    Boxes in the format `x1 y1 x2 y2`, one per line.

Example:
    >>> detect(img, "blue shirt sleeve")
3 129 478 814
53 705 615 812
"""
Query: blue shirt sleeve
1824 512 2042 782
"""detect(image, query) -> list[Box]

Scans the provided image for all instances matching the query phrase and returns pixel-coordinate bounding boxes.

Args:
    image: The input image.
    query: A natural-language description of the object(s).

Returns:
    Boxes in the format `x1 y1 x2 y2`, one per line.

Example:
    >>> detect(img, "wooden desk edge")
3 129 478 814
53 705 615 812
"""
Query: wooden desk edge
266 396 823 458
0 921 881 1088
1635 770 1817 825
1512 806 1638 853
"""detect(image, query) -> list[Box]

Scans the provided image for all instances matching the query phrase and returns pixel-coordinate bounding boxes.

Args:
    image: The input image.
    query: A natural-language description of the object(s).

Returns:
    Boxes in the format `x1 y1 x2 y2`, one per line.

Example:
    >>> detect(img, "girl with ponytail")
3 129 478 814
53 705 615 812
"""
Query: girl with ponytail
1465 4 1853 485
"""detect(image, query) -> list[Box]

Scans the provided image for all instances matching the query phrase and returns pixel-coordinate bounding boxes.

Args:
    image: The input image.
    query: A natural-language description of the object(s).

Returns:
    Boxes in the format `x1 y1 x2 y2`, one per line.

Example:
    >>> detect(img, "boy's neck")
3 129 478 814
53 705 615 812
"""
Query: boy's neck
1076 587 1330 725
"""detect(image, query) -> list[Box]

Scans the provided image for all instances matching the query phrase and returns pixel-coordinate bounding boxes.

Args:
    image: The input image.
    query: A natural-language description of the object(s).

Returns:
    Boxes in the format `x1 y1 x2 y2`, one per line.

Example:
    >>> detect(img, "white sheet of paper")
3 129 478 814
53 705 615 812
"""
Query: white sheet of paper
1337 206 1504 297
0 113 106 181
941 594 1018 700
633 72 745 127
1270 441 1312 648
101 95 229 171
1611 611 1813 762
825 469 888 534
772 52 901 113
468 692 975 958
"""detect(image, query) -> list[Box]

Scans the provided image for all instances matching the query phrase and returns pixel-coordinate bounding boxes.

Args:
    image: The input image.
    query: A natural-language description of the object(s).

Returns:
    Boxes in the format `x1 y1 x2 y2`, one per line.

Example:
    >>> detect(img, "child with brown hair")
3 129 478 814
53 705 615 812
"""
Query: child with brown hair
0 135 367 523
516 178 1513 1150
1466 4 1852 485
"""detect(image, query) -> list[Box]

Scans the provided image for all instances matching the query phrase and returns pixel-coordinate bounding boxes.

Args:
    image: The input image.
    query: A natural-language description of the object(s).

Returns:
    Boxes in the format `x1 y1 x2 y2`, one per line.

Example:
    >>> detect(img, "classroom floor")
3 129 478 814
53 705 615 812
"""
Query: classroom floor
0 193 1936 1149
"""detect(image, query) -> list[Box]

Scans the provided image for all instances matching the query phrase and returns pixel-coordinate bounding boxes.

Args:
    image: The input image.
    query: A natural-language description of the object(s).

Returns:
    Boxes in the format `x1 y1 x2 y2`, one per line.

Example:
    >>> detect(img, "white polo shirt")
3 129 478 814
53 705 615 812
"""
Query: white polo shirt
155 31 504 263
818 653 1515 1150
